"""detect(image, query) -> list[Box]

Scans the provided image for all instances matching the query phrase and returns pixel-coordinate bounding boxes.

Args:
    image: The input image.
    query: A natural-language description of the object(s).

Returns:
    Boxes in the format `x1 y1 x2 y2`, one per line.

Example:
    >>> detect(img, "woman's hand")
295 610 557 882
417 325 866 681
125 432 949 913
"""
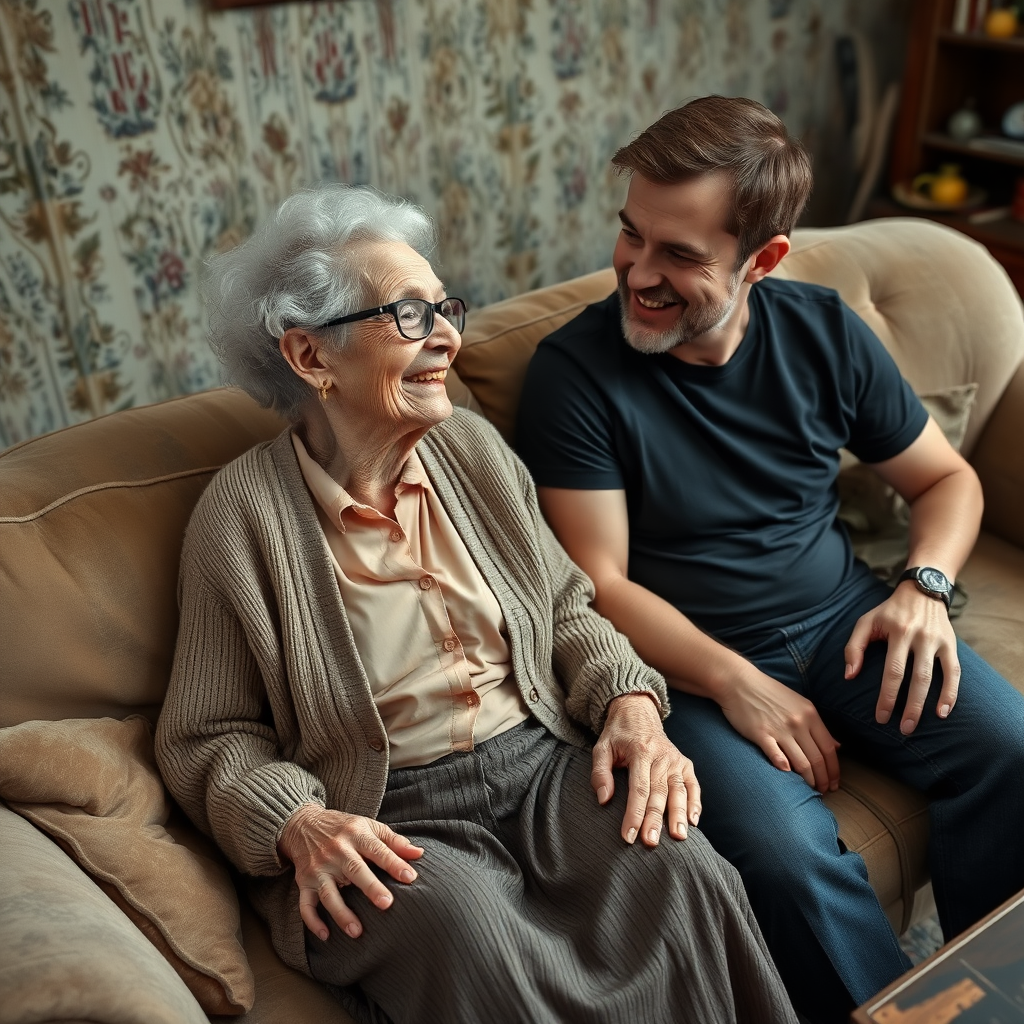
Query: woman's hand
592 693 701 846
278 804 424 940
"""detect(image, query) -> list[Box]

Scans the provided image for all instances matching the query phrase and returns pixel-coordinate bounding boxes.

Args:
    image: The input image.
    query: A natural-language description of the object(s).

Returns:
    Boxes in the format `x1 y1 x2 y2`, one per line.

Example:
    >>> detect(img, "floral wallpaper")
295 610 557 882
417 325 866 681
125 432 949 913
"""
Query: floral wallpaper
0 0 909 446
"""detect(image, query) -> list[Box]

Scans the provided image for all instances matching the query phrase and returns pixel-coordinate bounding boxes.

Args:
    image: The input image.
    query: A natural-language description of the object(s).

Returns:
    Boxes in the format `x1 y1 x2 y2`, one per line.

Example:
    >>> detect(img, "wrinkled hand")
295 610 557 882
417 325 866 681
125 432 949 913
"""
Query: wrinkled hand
845 582 959 735
719 671 840 793
592 693 701 847
278 804 423 941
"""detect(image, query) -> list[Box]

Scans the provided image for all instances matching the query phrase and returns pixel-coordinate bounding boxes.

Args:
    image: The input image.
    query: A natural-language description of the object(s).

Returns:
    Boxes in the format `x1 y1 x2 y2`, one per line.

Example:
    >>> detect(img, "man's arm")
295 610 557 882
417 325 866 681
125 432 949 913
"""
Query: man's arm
845 416 983 734
537 486 841 793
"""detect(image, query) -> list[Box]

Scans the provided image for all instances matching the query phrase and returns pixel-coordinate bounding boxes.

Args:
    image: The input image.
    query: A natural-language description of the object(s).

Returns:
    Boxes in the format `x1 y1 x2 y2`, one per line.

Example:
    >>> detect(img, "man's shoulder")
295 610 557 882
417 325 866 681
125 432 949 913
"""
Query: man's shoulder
756 274 845 309
753 277 859 348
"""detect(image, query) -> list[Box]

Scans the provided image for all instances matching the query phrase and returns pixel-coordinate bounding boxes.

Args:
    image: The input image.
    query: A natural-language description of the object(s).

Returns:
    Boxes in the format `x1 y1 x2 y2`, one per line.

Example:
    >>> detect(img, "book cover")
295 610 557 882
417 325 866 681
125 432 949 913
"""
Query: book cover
861 894 1024 1023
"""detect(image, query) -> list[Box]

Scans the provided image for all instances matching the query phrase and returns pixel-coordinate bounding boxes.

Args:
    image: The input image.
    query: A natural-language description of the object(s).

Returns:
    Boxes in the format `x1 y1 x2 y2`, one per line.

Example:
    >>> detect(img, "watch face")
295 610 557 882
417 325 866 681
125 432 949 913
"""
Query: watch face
919 567 949 593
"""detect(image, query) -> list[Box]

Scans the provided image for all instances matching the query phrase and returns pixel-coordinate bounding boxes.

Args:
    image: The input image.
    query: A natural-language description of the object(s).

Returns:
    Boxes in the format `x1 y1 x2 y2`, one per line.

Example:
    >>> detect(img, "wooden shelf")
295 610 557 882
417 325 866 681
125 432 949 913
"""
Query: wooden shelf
937 29 1024 52
870 194 1021 236
884 0 1024 297
922 133 1024 169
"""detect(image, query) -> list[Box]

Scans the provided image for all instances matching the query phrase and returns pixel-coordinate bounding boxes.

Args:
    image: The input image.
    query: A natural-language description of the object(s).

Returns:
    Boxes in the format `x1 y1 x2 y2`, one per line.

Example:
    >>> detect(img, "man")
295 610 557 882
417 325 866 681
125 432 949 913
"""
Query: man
515 96 1024 1024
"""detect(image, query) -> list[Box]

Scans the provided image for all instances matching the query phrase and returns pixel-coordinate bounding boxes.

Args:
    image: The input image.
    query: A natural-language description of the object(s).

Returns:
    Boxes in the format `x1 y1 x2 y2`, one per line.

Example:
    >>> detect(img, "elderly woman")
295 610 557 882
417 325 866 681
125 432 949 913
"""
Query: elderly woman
155 183 796 1024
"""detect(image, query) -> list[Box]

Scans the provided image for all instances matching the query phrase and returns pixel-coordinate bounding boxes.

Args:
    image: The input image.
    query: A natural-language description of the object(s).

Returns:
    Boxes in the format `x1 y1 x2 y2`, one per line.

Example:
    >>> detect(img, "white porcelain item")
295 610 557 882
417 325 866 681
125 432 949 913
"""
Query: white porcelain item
1003 101 1024 140
948 107 982 142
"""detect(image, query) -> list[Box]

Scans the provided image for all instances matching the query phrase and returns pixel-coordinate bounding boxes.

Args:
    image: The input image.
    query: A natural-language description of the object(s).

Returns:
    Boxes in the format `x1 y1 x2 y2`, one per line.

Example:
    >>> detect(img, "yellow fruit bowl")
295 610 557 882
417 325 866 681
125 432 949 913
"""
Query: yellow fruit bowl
892 180 988 213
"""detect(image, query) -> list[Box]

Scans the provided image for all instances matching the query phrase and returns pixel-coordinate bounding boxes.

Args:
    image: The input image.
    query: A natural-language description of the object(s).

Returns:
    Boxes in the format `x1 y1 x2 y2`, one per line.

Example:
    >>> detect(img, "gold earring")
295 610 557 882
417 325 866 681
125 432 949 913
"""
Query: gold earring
318 379 332 403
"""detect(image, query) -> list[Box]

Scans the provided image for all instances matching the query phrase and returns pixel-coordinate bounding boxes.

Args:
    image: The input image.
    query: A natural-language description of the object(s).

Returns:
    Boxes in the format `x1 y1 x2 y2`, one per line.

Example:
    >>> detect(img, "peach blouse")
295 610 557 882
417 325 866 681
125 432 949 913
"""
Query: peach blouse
291 433 529 768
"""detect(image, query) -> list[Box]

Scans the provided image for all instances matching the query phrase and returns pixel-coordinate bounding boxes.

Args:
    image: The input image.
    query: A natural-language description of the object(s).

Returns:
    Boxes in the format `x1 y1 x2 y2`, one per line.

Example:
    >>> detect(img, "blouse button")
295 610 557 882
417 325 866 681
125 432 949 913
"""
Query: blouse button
368 737 385 752
419 577 433 590
442 638 457 652
390 530 402 543
465 691 481 708
528 688 540 703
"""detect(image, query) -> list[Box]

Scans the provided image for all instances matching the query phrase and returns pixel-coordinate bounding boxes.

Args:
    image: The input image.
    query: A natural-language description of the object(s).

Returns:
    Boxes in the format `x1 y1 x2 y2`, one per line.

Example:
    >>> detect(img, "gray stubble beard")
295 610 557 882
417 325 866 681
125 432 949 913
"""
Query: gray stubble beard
618 274 742 355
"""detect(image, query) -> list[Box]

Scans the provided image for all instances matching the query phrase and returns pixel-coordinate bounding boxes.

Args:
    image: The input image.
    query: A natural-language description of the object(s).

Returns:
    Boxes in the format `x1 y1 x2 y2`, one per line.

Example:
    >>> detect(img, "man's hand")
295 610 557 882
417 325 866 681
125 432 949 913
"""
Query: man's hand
592 693 701 846
277 804 424 941
718 671 841 793
845 582 960 735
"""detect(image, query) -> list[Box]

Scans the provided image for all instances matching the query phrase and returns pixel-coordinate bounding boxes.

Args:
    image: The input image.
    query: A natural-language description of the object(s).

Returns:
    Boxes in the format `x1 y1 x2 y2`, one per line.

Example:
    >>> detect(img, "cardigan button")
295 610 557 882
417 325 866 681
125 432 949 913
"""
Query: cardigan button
368 738 385 752
528 688 540 703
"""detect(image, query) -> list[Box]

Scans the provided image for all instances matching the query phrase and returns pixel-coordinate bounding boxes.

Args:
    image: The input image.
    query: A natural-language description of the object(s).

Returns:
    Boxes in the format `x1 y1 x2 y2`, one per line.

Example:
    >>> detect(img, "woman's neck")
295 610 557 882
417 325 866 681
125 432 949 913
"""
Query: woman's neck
297 405 427 517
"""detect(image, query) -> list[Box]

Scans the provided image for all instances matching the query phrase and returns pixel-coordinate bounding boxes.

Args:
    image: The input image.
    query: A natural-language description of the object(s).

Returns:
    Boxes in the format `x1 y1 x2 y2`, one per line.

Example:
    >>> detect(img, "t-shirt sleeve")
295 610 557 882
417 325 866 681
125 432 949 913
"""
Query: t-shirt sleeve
843 305 929 464
515 342 625 490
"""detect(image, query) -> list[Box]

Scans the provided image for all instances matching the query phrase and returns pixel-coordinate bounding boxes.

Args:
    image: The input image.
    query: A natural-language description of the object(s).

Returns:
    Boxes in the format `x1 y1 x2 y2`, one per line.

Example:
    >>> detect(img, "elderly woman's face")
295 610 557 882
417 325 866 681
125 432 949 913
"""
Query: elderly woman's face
330 241 461 432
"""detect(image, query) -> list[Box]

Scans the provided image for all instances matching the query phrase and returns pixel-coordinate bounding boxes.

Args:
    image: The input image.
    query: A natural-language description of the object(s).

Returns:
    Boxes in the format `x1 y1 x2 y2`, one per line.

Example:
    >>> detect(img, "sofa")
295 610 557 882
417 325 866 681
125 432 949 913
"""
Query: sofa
1 217 1022 1024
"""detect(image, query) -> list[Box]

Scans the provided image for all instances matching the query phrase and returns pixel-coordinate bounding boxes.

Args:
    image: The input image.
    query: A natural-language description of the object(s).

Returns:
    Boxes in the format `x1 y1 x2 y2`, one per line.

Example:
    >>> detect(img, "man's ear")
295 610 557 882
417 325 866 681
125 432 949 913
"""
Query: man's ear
743 234 791 284
278 328 328 390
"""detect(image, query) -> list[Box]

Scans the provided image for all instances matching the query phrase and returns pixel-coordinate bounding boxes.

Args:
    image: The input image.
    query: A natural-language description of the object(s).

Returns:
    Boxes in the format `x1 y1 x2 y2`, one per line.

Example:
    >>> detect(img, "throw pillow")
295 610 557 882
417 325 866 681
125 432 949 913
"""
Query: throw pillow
837 383 978 616
0 716 255 1015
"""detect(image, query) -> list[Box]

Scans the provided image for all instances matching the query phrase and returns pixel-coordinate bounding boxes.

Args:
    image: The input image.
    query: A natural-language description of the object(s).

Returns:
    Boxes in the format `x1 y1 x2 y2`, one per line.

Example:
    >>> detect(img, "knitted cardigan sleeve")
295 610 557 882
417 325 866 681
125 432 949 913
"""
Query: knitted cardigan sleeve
155 458 329 879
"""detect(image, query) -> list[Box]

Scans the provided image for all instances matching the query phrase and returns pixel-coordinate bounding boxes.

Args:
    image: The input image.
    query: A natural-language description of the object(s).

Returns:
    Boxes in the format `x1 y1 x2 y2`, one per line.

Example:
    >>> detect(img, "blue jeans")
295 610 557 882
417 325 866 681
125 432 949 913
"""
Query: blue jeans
663 566 1024 1024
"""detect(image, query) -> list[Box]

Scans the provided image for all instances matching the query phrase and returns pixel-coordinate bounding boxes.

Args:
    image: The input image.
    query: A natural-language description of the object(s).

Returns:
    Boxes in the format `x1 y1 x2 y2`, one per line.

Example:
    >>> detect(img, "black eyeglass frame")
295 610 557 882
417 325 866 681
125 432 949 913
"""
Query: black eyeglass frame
316 297 467 340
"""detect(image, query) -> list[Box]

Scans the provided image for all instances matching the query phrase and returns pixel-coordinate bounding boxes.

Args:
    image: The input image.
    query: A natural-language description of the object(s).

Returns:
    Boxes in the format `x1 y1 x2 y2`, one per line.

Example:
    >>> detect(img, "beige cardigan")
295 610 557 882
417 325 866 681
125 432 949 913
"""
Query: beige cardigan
155 407 667 972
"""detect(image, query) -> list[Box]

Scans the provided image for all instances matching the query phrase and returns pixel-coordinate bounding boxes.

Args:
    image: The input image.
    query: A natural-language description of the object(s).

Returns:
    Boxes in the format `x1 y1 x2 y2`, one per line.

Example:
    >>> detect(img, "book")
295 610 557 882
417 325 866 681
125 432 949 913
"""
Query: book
969 0 990 32
857 893 1024 1023
952 0 971 32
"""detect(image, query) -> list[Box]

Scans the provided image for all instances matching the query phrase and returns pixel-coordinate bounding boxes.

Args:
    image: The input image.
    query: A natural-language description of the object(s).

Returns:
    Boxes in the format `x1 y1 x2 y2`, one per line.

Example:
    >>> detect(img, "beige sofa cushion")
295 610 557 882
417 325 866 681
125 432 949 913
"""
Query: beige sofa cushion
457 267 617 441
0 717 254 1015
237 903 358 1024
953 531 1024 685
0 389 285 728
0 801 208 1024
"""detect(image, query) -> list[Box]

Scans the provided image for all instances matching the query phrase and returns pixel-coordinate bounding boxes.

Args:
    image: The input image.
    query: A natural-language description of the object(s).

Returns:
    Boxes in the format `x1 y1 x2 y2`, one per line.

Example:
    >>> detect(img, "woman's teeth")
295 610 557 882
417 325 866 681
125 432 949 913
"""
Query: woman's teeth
406 369 447 383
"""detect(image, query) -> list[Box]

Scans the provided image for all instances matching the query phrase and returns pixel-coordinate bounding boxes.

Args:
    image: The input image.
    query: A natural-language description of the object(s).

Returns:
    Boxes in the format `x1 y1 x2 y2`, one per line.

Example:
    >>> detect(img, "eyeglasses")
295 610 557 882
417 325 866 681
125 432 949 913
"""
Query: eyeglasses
317 297 467 340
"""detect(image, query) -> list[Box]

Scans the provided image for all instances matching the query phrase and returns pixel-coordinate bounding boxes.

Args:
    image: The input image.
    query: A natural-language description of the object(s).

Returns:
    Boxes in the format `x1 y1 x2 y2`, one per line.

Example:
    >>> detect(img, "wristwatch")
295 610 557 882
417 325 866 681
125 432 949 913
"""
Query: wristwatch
898 566 952 610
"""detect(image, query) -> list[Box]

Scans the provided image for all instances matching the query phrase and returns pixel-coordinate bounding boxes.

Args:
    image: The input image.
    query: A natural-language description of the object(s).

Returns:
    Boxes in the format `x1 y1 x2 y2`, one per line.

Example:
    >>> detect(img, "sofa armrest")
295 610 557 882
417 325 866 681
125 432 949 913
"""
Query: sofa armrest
971 360 1024 550
0 802 207 1024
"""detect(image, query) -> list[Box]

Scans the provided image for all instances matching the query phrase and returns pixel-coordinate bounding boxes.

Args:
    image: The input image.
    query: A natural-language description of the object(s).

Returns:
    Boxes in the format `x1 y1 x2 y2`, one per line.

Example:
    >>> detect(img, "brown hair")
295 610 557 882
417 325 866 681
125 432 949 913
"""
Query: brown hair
611 96 813 264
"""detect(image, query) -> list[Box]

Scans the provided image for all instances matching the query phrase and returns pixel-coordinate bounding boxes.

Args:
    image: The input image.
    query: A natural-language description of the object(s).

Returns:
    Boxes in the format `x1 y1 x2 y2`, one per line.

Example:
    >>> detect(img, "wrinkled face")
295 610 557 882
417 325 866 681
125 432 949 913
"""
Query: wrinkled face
613 172 747 354
328 240 461 433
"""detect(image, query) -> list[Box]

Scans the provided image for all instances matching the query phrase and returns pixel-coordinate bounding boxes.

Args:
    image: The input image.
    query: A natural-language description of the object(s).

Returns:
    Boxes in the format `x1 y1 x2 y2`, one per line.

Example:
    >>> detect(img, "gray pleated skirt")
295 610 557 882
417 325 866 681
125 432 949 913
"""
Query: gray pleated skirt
306 719 797 1024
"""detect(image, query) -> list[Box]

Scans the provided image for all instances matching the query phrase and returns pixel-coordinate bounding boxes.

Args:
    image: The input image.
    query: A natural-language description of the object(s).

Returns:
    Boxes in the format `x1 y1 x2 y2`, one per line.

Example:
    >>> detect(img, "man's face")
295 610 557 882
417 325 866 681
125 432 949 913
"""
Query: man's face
613 172 748 355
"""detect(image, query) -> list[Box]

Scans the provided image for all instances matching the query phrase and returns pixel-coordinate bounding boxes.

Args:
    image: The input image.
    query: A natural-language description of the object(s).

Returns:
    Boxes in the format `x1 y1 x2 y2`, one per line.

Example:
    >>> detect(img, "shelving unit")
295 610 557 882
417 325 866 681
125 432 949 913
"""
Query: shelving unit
870 0 1024 295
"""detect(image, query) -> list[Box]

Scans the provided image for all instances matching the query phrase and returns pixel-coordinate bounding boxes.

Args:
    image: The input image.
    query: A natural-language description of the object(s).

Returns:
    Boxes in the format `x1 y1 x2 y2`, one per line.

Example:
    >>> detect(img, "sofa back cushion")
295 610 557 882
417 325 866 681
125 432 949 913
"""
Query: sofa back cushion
457 268 617 440
456 219 1024 453
0 390 284 726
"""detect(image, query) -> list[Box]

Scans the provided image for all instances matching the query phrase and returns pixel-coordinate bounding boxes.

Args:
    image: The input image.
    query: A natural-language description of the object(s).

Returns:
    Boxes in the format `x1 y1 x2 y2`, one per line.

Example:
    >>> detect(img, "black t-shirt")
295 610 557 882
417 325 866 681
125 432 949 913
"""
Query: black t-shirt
515 278 928 634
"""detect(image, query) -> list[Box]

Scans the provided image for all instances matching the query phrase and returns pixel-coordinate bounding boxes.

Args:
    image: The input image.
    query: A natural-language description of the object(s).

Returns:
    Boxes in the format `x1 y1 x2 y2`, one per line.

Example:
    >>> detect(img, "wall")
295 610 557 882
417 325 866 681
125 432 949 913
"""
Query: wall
0 0 911 446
